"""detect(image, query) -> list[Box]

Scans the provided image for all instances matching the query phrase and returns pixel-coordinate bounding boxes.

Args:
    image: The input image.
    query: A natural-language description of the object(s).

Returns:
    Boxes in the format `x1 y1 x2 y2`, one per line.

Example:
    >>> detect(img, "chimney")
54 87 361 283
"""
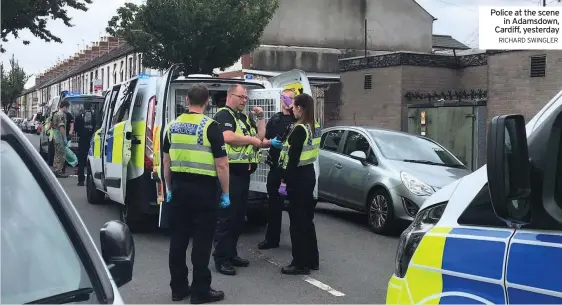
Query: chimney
98 37 111 55
106 36 121 50
87 42 101 61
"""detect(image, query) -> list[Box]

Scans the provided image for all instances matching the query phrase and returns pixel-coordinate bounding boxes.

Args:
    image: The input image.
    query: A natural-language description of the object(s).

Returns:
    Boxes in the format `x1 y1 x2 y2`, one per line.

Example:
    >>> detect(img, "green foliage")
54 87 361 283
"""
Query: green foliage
1 0 93 52
1 55 29 112
107 0 279 73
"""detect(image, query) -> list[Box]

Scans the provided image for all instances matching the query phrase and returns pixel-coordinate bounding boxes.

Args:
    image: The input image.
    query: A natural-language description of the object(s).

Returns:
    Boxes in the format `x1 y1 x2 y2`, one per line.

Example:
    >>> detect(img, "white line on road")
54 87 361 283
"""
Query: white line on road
303 277 346 297
247 247 346 297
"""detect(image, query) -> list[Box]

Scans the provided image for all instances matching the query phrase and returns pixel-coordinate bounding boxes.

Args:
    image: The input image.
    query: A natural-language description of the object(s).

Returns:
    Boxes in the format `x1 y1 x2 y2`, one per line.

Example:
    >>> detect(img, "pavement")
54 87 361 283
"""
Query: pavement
25 133 400 304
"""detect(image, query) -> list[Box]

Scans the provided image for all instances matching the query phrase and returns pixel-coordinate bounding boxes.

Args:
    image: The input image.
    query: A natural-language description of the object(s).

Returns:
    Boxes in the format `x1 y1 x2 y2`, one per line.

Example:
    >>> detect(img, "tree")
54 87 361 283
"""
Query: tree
1 55 29 113
1 0 93 52
106 0 279 73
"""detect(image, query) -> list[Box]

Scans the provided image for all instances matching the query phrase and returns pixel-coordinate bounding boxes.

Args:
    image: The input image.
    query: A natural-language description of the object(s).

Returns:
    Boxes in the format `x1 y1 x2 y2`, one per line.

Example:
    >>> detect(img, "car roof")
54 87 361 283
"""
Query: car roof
323 125 423 138
0 112 115 303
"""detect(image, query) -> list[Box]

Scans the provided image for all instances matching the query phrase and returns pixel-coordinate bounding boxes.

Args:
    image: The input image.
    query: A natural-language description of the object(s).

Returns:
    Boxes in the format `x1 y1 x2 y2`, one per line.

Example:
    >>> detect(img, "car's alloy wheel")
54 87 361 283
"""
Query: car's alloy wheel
367 190 395 234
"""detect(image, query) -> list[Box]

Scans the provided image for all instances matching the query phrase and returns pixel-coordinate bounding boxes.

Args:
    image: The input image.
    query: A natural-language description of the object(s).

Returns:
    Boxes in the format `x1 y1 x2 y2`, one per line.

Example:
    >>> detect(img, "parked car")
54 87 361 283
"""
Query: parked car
318 126 471 234
1 111 135 304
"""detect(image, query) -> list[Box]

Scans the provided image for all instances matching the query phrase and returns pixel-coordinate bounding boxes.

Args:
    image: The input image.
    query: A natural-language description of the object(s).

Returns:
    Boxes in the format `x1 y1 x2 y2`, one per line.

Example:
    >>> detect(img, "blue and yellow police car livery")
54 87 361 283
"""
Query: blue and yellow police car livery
387 90 562 304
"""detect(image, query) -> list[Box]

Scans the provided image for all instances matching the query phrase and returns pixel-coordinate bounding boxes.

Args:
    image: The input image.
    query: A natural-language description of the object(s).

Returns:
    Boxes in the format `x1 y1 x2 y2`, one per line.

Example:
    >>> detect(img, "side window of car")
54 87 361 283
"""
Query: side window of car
111 80 137 126
342 131 378 164
321 130 344 152
457 184 509 228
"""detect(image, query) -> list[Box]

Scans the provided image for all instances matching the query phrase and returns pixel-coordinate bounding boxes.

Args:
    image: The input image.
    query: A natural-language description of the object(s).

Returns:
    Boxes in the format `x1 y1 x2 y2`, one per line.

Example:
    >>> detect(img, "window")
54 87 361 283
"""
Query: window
101 68 105 90
113 64 117 84
342 131 377 164
120 61 124 82
111 79 137 125
0 141 94 303
458 184 508 228
321 130 344 152
137 54 142 74
132 55 137 77
369 130 465 168
364 74 372 90
530 55 546 77
129 58 133 78
90 72 94 93
107 67 110 87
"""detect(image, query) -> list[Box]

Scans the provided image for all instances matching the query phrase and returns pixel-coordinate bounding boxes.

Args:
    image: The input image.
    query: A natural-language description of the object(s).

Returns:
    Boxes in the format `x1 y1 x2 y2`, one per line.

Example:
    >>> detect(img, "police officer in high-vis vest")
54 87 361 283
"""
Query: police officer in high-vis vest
162 84 230 304
212 84 268 276
75 101 96 186
276 93 321 275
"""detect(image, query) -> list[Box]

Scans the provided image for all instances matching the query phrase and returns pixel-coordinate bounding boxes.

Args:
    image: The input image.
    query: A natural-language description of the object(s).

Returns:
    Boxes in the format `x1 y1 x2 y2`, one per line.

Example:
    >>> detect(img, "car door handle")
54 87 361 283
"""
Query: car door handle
334 163 342 169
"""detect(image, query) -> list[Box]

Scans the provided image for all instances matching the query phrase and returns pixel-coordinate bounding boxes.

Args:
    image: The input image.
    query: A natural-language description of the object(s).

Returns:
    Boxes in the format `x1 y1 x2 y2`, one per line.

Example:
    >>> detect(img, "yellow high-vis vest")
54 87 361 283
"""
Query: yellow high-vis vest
216 107 262 164
279 121 321 169
165 113 217 177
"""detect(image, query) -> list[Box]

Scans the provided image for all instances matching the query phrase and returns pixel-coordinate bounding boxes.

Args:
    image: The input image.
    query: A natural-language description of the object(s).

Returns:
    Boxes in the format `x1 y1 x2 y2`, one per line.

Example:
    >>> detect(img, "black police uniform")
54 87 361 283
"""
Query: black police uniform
162 112 227 302
259 112 296 249
282 125 319 274
212 106 256 275
75 109 96 185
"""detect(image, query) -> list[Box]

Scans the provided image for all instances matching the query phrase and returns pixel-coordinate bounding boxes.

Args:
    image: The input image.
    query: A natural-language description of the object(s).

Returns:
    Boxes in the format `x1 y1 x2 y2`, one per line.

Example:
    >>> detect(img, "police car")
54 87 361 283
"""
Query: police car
1 112 135 304
386 90 562 304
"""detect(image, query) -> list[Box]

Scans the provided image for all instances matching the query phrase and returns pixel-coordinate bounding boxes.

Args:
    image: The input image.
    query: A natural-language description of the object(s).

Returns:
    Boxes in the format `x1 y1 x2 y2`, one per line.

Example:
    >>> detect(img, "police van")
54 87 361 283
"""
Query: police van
152 65 319 228
386 90 562 304
86 74 161 232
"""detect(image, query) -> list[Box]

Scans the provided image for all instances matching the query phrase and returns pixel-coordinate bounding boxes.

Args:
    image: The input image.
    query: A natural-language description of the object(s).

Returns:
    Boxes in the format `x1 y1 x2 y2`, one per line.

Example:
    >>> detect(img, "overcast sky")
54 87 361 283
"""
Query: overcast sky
1 0 557 87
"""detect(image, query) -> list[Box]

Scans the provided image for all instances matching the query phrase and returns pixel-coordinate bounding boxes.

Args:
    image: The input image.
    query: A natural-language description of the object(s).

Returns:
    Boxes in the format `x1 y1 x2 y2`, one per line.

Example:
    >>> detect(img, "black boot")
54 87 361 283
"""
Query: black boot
190 288 225 304
281 265 310 275
171 285 191 301
215 262 236 276
231 256 249 267
258 240 279 250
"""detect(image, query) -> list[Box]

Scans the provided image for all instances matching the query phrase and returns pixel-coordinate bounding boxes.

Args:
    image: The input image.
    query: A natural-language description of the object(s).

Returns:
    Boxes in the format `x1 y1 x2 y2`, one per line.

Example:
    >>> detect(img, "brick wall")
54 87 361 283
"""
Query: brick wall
487 50 562 122
338 66 402 129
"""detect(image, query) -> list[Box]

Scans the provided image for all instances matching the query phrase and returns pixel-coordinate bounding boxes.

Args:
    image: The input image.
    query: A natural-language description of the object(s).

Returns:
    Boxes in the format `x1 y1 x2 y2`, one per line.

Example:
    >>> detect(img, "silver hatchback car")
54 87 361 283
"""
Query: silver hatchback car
318 126 471 234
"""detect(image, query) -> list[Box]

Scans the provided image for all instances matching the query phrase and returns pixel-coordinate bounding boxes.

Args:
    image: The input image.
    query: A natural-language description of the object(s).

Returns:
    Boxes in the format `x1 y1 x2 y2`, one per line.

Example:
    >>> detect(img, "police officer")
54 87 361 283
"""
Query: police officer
75 101 96 186
162 84 229 304
212 84 267 276
258 89 297 250
278 93 321 275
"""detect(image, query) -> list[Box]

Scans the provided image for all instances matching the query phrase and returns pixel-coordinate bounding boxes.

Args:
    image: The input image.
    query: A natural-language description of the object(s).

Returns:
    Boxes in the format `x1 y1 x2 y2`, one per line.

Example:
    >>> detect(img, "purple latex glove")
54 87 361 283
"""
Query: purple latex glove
281 95 292 108
278 183 287 196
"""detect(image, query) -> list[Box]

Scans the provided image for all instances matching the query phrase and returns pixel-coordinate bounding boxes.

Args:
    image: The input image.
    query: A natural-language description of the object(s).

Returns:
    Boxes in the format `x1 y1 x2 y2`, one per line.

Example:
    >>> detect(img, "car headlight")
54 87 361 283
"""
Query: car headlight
400 171 435 196
394 202 446 278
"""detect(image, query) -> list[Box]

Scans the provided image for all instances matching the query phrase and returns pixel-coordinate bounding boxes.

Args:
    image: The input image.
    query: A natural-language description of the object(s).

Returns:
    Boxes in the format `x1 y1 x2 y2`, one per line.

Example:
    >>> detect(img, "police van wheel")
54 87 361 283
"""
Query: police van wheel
367 189 395 235
246 209 268 226
86 169 105 205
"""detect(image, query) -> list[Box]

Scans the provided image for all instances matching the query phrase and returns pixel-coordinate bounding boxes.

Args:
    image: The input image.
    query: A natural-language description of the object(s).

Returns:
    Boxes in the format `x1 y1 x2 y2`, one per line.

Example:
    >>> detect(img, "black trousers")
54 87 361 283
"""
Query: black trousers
169 179 219 295
77 137 90 183
287 166 319 268
213 173 250 264
48 139 55 167
264 166 283 244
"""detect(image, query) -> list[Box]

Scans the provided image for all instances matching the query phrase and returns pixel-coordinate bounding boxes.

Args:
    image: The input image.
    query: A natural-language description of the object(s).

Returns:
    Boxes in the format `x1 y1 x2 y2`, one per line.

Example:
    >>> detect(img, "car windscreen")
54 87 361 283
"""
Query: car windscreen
0 140 95 304
369 130 464 167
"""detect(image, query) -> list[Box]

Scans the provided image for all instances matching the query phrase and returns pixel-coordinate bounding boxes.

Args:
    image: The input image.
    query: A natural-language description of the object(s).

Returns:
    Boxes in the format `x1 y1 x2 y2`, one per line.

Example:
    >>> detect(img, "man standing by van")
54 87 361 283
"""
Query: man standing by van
162 84 230 304
75 102 96 186
212 84 266 276
258 89 296 249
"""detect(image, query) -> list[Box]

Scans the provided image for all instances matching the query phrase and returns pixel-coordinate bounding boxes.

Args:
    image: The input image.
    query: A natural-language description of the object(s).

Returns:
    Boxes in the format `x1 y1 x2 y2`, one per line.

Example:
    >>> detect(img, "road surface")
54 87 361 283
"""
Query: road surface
25 133 400 304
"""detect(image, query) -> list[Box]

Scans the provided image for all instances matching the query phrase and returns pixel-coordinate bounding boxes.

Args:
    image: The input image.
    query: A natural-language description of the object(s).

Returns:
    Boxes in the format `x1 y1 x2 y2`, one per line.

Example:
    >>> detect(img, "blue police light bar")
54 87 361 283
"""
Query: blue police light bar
137 73 150 79
245 74 254 80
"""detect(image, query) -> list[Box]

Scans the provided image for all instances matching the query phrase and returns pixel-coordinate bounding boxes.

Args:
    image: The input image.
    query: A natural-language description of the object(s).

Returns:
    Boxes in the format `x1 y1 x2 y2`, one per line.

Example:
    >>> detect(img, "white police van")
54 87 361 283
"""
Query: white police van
386 90 562 304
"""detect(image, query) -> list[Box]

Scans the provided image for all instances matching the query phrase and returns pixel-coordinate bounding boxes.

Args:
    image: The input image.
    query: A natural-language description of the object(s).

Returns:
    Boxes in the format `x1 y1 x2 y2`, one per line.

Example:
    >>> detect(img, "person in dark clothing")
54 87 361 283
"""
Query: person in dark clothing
278 93 320 275
258 89 297 250
163 84 230 304
212 84 268 276
75 102 96 186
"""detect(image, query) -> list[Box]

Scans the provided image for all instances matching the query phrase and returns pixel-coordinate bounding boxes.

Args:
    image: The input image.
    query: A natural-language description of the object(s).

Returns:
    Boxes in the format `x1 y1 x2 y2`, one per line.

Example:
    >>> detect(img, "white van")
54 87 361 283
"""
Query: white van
152 65 319 228
86 74 161 232
386 90 562 304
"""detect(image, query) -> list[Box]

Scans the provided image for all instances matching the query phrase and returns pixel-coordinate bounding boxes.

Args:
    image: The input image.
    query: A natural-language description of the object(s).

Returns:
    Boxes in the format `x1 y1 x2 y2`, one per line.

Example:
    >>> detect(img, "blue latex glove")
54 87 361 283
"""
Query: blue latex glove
271 137 283 149
166 191 172 203
219 193 230 208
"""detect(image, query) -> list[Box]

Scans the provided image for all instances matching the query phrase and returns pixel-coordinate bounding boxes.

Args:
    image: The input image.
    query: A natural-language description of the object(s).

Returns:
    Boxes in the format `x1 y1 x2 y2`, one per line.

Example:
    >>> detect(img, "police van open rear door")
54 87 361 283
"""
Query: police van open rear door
267 70 319 199
105 79 138 205
153 64 182 229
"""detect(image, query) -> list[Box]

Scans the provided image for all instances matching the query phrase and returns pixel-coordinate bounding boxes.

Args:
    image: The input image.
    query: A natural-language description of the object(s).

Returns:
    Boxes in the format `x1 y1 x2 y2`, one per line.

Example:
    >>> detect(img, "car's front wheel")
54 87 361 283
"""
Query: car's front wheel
367 189 395 235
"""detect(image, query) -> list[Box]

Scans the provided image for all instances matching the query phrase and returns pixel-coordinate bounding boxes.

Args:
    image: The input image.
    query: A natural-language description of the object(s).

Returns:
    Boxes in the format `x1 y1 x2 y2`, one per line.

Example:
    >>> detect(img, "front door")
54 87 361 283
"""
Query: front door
268 70 319 198
91 91 113 189
104 79 138 205
408 106 474 170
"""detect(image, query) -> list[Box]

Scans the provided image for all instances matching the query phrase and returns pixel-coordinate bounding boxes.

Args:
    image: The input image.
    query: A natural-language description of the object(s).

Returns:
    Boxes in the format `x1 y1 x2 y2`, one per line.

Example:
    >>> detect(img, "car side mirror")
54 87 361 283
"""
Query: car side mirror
100 220 135 287
487 114 531 225
350 150 367 163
